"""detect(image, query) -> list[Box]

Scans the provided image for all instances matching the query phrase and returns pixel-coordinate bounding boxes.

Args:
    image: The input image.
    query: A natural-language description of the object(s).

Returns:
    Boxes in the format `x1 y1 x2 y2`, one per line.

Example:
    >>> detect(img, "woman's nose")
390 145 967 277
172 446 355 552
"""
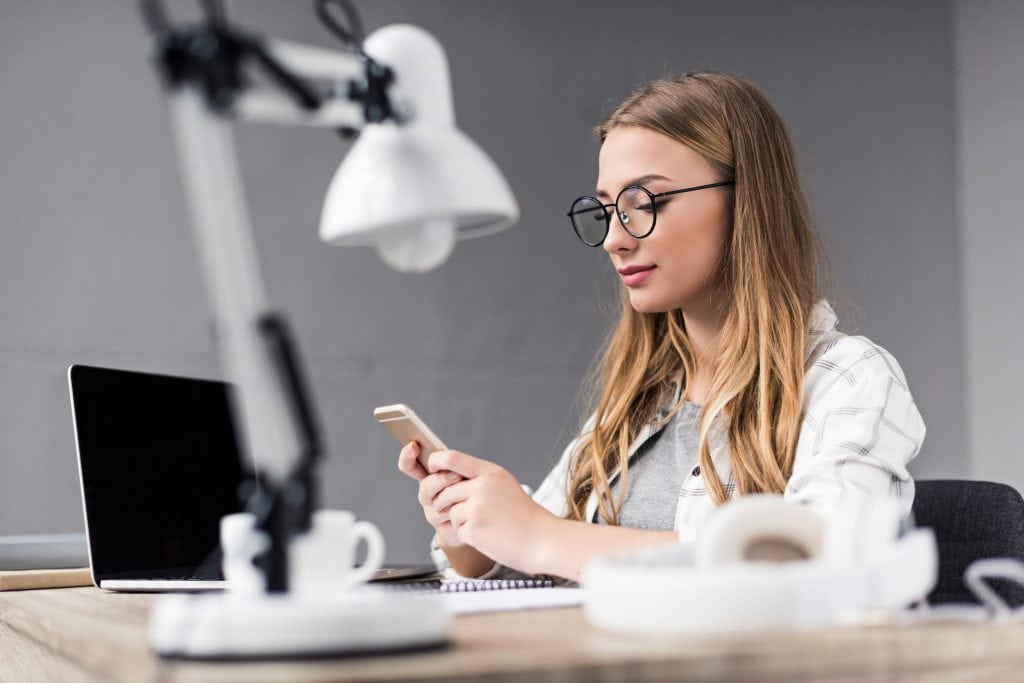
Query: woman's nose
602 209 638 254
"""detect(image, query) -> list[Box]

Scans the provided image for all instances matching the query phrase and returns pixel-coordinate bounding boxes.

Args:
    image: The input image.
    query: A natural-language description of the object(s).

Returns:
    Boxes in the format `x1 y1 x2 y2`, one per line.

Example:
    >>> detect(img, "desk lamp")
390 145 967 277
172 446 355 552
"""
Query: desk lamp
138 0 518 658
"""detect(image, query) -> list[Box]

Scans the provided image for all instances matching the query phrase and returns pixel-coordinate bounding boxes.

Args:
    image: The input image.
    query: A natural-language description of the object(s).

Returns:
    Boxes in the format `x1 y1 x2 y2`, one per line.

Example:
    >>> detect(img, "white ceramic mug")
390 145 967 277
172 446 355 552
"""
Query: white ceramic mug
220 512 269 596
289 509 385 595
221 509 385 595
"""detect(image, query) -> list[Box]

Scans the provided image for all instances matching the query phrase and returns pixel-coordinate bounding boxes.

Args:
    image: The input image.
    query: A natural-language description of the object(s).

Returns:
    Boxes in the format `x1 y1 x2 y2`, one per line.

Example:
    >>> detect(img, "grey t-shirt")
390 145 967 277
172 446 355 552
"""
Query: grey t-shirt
595 402 702 530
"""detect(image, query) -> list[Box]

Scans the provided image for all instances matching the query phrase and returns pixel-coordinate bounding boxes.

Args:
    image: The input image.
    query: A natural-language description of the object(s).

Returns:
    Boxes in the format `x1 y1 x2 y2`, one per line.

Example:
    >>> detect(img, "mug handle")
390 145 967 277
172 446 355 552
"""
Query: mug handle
346 520 385 585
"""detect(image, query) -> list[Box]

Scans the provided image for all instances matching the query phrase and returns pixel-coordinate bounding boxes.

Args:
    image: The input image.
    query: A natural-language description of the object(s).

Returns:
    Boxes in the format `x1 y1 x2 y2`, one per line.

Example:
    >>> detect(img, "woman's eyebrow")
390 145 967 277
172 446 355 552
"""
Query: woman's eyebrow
595 174 673 199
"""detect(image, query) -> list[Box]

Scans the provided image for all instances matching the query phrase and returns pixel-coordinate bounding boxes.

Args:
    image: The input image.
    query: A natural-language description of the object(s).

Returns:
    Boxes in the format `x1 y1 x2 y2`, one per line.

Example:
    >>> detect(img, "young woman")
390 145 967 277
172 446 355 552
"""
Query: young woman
398 72 925 582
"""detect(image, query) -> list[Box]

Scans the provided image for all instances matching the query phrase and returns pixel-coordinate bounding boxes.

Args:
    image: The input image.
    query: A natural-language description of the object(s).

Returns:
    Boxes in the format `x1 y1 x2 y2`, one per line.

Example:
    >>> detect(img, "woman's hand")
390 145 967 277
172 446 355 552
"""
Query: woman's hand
400 441 678 581
397 441 465 549
427 449 559 575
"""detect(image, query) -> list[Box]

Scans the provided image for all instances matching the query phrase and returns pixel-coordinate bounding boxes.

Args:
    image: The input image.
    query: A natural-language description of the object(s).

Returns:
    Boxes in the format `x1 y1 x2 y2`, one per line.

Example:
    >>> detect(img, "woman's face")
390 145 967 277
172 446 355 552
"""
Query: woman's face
596 126 732 314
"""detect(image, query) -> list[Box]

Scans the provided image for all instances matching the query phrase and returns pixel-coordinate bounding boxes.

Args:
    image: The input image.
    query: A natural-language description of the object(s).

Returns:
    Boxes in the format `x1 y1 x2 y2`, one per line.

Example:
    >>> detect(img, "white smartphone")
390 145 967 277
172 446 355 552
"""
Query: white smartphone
374 403 448 472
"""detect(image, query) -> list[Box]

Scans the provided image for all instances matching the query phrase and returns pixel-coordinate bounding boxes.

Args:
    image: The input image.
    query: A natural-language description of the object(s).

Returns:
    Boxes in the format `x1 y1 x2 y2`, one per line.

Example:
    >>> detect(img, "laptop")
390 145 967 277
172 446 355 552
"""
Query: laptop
68 364 438 592
69 364 246 591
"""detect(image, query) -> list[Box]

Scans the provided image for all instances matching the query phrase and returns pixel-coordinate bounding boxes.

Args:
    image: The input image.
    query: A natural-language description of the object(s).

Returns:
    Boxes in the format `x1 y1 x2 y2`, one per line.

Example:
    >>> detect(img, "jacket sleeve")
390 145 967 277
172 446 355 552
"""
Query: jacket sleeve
785 335 926 521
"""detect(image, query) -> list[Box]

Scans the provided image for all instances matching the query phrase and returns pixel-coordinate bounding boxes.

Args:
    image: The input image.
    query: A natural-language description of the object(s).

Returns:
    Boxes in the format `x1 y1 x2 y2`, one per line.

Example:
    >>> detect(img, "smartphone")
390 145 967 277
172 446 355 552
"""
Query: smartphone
374 403 449 472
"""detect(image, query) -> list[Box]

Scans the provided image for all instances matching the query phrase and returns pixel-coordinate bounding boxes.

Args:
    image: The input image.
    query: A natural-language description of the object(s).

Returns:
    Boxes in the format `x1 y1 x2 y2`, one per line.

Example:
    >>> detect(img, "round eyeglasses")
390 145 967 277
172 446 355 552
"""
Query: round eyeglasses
566 181 734 247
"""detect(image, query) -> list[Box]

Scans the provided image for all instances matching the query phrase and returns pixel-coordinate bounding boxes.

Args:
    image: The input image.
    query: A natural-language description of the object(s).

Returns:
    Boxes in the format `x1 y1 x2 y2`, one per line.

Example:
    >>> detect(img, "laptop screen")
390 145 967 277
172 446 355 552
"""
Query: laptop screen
69 365 248 582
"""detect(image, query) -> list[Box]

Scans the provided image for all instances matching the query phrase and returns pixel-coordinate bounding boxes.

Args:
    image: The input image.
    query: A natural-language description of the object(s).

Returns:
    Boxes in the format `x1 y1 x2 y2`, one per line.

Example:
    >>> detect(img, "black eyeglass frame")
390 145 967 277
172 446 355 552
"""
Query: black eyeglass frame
566 180 734 247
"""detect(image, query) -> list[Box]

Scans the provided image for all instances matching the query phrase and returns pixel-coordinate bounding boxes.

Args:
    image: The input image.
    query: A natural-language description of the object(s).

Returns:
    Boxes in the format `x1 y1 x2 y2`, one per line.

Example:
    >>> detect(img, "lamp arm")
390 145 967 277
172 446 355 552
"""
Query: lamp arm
169 90 319 591
227 39 371 128
147 5 400 591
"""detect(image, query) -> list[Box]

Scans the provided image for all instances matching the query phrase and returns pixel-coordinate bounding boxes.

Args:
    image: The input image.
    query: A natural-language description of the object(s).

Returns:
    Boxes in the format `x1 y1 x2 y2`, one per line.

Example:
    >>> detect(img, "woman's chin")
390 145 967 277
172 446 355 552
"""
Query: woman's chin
626 290 674 314
626 285 707 314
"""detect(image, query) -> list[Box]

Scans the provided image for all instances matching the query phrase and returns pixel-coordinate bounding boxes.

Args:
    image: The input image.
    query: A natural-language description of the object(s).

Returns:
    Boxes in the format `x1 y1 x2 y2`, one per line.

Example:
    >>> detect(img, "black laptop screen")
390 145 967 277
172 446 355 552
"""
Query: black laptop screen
70 365 248 580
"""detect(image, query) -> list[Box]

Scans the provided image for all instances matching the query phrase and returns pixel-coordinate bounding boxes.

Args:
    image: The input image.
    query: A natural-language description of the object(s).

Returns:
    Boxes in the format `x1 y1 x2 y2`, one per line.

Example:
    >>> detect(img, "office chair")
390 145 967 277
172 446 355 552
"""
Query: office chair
912 479 1024 605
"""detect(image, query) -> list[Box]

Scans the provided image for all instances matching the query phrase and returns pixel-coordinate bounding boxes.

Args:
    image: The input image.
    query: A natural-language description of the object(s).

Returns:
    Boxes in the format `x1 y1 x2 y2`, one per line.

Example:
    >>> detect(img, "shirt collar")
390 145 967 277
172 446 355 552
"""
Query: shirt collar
806 299 839 362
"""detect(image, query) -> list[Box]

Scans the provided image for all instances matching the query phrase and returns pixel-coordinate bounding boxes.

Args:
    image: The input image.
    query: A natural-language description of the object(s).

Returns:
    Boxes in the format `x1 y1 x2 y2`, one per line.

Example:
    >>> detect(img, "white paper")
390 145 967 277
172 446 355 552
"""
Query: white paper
439 587 584 614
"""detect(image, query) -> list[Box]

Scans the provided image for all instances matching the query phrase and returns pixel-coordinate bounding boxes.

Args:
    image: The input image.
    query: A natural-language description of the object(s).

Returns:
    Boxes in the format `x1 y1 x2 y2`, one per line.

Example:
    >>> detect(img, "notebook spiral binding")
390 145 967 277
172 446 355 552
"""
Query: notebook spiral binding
386 578 555 593
442 578 554 592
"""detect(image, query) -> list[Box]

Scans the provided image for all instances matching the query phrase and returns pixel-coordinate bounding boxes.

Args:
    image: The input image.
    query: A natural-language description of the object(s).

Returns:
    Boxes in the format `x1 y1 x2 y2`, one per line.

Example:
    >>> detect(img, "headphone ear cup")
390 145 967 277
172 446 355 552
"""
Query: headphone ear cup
582 493 935 634
822 492 904 565
696 494 825 567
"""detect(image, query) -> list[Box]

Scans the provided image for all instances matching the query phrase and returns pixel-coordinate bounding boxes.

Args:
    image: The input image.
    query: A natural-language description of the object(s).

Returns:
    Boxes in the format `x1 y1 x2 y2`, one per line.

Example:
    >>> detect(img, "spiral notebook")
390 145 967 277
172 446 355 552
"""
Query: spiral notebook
387 578 583 614
390 578 554 593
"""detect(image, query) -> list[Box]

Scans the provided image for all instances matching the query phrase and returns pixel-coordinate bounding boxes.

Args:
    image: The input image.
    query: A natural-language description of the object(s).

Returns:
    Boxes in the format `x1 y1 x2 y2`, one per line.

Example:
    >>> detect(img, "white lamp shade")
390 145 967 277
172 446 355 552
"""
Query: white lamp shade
319 122 519 244
317 24 519 272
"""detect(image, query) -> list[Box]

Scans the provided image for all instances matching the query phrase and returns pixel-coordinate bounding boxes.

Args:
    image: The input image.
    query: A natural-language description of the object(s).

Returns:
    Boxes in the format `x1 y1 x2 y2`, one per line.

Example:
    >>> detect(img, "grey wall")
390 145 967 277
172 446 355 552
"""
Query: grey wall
954 0 1024 494
1 1 971 563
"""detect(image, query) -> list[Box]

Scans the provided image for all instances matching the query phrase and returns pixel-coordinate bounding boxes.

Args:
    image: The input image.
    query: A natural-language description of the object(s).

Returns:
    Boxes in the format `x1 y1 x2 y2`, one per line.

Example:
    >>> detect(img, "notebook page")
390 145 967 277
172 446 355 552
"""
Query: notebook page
439 587 583 614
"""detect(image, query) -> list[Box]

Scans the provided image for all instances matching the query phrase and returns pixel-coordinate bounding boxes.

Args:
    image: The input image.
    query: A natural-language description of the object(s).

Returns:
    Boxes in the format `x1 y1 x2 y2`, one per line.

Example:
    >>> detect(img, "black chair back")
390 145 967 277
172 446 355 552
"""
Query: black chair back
912 479 1024 605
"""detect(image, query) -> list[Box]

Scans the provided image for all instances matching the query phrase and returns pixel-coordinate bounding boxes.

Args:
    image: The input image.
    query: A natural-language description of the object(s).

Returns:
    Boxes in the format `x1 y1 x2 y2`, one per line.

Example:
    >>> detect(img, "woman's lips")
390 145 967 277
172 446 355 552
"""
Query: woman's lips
618 265 656 287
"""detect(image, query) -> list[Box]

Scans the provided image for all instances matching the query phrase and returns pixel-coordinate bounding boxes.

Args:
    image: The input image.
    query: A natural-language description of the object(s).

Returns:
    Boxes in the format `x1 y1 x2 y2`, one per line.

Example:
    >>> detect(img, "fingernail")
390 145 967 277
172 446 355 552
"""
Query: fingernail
446 472 460 481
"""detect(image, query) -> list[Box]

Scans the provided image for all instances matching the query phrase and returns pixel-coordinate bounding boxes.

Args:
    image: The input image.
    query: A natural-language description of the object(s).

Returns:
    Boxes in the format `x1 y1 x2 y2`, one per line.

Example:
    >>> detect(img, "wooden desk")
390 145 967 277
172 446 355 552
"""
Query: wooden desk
2 587 1024 682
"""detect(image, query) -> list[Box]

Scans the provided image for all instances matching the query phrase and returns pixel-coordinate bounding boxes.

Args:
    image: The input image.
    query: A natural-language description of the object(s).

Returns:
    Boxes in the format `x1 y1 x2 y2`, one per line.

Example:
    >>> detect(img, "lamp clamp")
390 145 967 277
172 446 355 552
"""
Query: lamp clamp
150 22 321 115
346 59 399 124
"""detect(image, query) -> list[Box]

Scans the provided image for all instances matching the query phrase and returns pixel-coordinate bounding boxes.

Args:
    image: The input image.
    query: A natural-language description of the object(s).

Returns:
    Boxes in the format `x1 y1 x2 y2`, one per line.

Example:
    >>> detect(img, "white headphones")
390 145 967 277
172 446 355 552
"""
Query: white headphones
582 493 938 634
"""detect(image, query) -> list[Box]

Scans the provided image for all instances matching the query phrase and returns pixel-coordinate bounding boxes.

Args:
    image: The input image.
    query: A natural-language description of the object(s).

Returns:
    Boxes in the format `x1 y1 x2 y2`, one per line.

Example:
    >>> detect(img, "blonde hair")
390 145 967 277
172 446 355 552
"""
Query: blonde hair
567 72 824 523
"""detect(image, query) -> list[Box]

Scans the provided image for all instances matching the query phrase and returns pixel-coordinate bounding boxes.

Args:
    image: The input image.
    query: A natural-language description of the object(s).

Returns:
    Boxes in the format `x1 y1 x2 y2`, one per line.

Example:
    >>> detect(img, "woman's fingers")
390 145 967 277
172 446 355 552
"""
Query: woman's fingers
432 478 471 514
427 450 493 478
417 470 462 509
399 443 471 547
397 441 428 481
433 520 462 548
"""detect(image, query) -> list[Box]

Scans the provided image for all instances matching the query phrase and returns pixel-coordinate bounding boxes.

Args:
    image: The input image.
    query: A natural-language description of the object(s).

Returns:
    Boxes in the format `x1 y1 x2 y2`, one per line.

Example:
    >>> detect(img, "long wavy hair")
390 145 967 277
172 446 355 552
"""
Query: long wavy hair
566 72 825 524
